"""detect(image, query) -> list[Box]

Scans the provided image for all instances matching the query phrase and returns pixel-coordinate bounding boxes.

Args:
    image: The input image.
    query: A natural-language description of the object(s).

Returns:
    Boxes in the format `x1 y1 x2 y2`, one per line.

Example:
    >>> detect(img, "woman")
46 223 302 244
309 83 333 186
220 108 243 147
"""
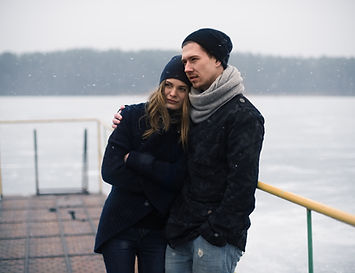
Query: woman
94 55 191 273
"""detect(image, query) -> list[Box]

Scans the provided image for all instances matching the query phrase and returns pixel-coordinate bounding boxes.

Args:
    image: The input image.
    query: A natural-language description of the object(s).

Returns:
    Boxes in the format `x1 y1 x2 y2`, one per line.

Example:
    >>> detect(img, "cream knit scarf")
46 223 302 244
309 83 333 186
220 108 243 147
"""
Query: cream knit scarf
189 65 245 123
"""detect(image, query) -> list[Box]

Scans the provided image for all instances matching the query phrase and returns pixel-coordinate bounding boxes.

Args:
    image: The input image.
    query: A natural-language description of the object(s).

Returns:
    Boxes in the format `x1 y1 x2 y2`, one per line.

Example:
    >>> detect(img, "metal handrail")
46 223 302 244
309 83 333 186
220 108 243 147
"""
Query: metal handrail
0 118 112 197
257 181 355 273
257 181 355 227
0 117 102 124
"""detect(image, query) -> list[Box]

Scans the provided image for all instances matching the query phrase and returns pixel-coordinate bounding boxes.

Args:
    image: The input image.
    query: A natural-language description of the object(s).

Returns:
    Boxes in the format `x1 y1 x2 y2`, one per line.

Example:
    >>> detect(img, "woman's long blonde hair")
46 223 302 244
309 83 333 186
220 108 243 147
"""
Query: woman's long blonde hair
142 80 190 149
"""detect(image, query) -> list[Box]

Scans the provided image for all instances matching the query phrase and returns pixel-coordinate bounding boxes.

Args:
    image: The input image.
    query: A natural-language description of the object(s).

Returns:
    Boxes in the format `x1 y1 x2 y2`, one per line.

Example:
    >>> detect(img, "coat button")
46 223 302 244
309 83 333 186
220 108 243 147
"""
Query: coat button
207 210 213 215
213 233 219 237
144 200 150 207
239 98 245 103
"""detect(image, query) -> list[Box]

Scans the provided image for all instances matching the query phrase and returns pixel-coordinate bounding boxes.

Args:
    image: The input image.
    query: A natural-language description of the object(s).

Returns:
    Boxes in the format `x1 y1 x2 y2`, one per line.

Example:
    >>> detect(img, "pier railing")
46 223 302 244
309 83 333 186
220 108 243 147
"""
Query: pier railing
257 181 355 273
0 118 112 197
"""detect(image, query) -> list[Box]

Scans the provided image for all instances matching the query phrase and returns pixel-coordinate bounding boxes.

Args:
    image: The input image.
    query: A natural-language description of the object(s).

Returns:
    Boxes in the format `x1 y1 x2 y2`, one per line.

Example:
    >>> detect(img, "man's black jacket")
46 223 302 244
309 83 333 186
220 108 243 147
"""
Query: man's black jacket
166 94 265 251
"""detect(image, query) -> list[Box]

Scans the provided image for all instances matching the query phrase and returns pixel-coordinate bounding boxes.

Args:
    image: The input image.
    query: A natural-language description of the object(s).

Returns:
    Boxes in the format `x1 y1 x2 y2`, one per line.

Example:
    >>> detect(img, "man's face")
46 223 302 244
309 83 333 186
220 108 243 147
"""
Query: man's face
182 42 223 91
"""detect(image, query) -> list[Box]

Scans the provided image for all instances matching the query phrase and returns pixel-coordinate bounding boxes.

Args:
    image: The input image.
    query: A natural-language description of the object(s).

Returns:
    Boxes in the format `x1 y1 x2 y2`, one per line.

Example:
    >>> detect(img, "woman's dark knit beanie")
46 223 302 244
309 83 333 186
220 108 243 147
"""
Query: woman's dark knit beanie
160 55 191 86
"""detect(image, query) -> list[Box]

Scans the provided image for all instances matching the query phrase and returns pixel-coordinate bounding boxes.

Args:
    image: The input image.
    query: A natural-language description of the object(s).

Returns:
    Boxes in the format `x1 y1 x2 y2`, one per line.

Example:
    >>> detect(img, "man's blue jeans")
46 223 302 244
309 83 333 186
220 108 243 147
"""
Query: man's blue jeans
165 236 243 273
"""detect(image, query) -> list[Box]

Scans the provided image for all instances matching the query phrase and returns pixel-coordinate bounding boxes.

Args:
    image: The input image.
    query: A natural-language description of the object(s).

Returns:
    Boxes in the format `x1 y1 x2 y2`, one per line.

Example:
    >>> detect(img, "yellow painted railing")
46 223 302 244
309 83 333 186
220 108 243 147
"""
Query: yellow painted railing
257 181 355 227
257 181 355 273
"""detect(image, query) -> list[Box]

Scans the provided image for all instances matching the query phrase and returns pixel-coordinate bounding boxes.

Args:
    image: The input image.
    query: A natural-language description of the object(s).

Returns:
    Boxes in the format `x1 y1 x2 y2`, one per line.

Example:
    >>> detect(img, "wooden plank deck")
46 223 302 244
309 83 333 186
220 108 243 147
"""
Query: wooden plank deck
0 193 107 273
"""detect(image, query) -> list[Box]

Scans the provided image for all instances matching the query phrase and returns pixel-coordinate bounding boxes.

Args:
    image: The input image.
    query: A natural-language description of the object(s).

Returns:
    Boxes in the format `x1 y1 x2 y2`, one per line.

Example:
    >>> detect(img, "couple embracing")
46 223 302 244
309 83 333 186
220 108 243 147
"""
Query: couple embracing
95 28 265 273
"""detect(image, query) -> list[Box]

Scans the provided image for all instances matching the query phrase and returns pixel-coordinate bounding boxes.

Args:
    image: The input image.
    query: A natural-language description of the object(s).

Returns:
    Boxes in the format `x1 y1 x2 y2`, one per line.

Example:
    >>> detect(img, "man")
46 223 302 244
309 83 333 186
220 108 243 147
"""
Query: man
164 28 264 273
113 28 264 273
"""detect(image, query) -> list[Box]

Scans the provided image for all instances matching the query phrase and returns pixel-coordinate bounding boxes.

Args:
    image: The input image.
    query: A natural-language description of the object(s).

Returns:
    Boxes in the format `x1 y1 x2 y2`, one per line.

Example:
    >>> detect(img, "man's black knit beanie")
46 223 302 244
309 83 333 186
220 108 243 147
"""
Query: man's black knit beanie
182 28 233 69
160 55 191 86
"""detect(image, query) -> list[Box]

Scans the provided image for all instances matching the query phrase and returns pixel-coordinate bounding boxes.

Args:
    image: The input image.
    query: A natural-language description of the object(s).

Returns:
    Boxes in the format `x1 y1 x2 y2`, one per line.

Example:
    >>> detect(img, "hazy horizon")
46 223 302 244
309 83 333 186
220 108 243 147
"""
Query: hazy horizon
1 0 354 58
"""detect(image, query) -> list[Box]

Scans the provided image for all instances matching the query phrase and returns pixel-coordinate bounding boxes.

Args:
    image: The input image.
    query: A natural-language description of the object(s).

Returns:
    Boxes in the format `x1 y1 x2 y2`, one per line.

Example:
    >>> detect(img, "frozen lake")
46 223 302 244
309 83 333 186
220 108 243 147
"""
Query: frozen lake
0 95 354 272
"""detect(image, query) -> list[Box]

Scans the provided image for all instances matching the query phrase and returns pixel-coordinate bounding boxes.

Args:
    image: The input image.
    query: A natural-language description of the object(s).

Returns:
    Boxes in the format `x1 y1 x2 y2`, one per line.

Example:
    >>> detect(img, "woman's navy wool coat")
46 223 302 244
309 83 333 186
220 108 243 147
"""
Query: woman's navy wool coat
94 103 186 253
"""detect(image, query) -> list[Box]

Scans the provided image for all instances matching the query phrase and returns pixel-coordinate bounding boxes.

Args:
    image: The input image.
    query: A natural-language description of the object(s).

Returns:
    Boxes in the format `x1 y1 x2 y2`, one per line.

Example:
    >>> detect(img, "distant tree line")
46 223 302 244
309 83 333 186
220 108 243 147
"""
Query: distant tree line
0 49 354 96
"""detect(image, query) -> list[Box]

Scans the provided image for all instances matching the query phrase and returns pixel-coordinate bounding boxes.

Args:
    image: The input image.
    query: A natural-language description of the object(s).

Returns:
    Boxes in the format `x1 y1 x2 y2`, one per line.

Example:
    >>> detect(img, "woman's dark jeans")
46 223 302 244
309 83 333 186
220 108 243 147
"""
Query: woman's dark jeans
102 227 167 273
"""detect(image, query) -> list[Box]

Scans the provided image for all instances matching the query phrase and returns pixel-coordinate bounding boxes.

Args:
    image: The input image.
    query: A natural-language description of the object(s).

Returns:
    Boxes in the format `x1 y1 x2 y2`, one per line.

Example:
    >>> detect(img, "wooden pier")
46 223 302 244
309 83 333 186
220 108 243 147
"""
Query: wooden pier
0 193 107 273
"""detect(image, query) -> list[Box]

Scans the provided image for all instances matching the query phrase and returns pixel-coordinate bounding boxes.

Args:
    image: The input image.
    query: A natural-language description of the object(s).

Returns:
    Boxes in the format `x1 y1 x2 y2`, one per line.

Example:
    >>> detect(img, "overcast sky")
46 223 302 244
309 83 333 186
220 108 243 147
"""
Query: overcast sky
1 0 354 57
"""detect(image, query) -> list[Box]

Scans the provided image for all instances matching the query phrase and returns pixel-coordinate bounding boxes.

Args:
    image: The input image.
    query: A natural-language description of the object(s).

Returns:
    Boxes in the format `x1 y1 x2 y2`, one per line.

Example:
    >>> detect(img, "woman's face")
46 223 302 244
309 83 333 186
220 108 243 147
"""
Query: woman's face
163 78 188 110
